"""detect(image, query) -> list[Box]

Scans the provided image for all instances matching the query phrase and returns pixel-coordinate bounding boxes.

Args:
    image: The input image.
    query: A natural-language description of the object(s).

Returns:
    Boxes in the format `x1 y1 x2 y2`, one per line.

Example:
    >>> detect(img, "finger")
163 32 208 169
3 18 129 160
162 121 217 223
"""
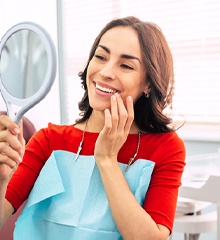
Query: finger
102 108 112 134
116 93 129 132
0 142 22 166
0 129 23 152
0 115 20 135
124 96 134 134
110 94 119 132
18 120 26 147
0 154 19 169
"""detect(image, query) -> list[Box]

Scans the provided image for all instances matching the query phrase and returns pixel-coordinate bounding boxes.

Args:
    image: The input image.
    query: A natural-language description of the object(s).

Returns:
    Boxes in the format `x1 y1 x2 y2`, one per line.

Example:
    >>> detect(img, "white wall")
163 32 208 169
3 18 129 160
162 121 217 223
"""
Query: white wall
0 0 60 130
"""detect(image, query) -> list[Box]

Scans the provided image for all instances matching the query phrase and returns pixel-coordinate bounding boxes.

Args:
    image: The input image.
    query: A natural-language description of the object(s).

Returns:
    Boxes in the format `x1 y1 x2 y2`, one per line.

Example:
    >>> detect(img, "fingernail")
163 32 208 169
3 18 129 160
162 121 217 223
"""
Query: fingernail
18 157 22 163
19 149 23 157
14 128 20 134
128 96 133 101
112 95 116 101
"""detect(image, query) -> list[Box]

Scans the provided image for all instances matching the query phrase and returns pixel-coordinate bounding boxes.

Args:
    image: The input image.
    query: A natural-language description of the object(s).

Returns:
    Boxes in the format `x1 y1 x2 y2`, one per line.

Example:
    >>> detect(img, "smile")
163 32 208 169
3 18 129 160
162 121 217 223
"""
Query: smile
95 82 118 94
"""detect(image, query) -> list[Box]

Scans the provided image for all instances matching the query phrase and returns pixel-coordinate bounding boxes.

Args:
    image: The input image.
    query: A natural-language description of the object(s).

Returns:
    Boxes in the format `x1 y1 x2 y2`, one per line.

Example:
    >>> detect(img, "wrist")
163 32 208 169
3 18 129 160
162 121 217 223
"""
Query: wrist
95 156 119 171
0 179 9 190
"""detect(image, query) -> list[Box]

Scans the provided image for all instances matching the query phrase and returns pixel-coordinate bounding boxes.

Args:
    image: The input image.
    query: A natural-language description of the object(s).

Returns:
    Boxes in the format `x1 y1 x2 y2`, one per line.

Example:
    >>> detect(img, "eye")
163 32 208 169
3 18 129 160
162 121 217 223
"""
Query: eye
94 54 106 61
121 64 134 70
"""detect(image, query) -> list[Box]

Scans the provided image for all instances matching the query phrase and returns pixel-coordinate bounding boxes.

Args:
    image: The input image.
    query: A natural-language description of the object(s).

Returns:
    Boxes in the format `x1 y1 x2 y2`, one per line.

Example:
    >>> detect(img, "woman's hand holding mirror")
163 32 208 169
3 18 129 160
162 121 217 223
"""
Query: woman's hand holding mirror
0 115 25 183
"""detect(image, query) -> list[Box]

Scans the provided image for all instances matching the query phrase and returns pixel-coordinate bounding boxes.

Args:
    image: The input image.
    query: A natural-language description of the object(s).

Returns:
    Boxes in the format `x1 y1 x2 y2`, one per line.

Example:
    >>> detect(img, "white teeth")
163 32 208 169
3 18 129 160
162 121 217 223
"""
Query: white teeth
96 83 116 93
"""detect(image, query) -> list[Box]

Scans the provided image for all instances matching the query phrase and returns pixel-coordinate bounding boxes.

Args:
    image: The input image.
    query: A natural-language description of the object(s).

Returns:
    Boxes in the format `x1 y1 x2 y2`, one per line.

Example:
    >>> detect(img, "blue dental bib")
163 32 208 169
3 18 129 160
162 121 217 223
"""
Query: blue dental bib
14 150 154 240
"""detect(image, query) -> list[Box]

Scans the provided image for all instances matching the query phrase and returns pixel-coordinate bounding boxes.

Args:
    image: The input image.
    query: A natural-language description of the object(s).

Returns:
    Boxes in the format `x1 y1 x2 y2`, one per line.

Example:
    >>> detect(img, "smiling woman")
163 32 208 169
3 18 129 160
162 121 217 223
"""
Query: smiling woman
0 16 185 240
58 0 220 130
84 26 148 114
77 21 174 133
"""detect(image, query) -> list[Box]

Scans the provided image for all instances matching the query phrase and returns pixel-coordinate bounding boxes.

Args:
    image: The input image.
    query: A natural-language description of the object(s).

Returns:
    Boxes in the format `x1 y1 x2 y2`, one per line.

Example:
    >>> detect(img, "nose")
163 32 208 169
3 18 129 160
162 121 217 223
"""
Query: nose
99 61 116 80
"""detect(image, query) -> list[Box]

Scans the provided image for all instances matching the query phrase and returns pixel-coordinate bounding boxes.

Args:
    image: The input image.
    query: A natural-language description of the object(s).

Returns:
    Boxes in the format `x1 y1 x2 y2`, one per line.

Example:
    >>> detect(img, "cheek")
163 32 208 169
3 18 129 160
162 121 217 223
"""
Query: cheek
86 62 92 76
86 61 99 82
126 81 145 98
86 63 93 86
87 58 99 72
131 91 144 103
86 71 89 87
120 88 142 105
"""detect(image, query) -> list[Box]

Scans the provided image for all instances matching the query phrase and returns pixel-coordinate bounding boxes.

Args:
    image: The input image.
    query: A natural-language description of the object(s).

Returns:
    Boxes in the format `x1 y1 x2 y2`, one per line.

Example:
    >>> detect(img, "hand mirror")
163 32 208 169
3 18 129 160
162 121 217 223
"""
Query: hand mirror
0 22 57 124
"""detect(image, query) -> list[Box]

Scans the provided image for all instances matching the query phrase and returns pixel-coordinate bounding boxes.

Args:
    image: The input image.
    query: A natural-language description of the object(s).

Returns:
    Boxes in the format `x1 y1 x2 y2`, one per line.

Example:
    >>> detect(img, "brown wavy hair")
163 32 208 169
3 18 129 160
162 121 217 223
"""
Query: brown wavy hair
76 16 176 133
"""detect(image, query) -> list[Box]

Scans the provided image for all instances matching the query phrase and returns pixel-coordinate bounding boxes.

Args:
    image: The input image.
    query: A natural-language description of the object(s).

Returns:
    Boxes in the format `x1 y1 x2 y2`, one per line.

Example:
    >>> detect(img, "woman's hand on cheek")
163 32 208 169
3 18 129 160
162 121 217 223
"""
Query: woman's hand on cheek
94 93 134 167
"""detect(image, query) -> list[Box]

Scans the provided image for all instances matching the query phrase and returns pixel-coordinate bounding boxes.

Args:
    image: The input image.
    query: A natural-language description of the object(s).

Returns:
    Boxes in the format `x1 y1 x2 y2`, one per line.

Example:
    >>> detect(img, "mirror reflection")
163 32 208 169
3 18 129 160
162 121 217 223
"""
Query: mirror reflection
0 30 48 99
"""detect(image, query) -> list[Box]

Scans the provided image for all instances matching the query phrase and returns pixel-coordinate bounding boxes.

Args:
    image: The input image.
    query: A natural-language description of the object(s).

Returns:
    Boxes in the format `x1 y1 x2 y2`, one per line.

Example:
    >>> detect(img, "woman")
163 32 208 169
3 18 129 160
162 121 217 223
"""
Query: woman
0 16 185 239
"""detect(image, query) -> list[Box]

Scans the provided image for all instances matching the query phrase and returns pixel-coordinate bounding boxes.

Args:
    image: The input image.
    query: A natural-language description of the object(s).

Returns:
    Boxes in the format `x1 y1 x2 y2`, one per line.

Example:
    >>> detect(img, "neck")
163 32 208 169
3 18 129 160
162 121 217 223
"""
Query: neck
76 110 139 134
87 111 105 132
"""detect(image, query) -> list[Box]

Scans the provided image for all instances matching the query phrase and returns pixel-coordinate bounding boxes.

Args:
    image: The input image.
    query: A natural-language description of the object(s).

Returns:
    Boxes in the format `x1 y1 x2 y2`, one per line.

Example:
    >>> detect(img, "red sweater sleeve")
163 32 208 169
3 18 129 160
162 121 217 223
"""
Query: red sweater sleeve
5 127 51 211
6 123 87 211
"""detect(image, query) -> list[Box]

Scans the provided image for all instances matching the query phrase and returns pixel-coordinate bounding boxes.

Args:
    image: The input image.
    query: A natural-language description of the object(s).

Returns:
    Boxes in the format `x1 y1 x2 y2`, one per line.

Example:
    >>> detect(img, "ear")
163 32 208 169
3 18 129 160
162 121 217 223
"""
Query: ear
143 84 151 95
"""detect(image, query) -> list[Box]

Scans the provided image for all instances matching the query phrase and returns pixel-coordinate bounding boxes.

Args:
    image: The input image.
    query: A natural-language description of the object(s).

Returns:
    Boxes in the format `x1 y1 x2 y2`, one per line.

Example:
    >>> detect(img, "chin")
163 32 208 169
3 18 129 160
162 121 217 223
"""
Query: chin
89 100 110 112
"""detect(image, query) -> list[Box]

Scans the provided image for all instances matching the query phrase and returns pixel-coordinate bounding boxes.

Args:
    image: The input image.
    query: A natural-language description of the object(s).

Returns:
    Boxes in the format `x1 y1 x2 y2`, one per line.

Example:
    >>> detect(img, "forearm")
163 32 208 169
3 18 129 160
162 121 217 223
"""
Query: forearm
0 181 8 228
0 180 14 230
97 160 168 240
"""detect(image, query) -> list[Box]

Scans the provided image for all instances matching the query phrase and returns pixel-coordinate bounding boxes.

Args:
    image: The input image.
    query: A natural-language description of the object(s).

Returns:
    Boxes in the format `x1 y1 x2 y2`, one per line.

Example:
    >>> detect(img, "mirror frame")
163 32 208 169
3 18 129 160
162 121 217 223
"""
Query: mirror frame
0 22 57 124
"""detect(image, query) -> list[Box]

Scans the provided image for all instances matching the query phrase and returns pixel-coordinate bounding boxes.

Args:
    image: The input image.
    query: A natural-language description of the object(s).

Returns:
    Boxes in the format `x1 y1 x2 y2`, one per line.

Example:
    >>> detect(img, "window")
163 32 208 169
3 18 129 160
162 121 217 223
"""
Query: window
57 0 220 129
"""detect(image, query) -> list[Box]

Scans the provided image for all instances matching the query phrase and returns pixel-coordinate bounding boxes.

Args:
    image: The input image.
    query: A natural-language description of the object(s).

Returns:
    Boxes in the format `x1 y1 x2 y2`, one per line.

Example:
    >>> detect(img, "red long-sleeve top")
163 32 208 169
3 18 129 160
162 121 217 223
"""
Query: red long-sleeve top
6 123 185 232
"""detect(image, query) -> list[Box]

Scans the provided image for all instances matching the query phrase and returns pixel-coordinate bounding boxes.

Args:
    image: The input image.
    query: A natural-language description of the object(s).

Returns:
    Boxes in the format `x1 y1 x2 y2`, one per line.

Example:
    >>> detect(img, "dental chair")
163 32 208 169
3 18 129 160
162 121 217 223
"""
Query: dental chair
172 153 220 240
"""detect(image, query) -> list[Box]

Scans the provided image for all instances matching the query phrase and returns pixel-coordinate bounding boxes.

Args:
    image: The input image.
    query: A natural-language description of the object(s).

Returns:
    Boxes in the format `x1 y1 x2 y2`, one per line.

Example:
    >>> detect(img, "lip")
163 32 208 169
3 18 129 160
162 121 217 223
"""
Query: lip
93 81 120 95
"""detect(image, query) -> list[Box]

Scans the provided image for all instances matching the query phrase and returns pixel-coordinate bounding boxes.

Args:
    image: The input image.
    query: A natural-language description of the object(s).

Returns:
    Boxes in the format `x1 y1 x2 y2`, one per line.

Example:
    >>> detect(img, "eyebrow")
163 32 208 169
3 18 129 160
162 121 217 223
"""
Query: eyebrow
97 44 141 64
